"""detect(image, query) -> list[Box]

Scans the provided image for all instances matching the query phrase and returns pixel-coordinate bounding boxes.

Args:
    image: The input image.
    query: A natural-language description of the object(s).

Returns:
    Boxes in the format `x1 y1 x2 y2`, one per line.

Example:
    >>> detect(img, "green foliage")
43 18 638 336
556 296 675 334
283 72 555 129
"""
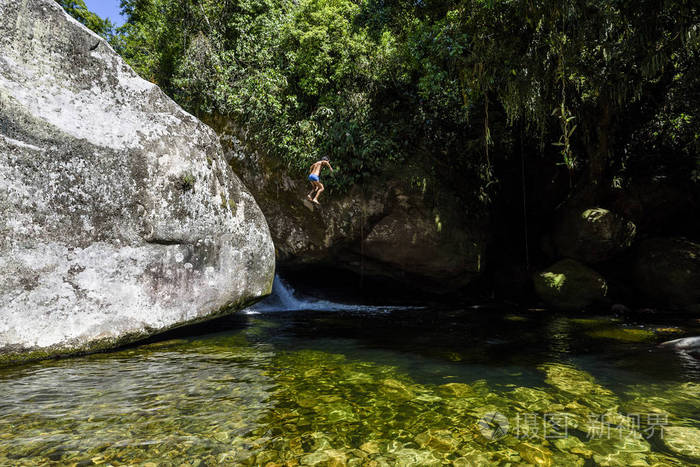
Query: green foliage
110 0 699 196
55 0 115 39
179 172 196 191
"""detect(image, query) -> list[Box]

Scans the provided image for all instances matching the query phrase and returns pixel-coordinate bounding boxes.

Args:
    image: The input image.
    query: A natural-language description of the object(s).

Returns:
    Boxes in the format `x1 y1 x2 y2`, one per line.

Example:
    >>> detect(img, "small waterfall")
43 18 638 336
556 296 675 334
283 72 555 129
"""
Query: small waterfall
250 275 307 311
245 275 415 314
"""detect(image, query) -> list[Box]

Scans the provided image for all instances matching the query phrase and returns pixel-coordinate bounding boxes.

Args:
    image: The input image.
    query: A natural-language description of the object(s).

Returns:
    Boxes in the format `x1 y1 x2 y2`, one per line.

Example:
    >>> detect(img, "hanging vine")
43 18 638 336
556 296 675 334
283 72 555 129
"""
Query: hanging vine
551 2 576 187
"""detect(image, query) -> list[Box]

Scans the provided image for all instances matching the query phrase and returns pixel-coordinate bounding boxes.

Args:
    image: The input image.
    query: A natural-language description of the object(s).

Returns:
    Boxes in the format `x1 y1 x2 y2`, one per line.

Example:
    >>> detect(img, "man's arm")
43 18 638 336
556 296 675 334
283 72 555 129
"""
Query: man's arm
325 160 334 172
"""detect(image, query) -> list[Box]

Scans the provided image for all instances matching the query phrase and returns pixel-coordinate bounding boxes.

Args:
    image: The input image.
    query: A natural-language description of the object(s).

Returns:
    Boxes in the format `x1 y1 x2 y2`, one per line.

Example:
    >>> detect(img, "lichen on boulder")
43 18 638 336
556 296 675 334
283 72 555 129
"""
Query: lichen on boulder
533 259 608 310
0 0 275 363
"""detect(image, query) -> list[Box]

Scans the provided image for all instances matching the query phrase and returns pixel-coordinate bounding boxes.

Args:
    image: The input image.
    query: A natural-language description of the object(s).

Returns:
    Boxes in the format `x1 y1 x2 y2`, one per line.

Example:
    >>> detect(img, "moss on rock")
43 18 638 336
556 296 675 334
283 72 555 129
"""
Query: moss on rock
533 259 608 311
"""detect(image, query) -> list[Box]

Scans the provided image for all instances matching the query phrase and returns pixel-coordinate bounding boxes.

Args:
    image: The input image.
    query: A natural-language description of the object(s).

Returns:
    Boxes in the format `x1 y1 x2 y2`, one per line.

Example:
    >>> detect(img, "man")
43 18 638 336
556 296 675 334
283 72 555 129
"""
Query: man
307 156 334 205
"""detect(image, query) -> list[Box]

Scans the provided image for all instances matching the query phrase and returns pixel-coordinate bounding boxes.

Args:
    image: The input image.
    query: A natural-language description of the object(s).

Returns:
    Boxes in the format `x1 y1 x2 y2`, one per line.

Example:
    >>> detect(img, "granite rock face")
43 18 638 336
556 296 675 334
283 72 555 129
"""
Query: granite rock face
0 0 275 362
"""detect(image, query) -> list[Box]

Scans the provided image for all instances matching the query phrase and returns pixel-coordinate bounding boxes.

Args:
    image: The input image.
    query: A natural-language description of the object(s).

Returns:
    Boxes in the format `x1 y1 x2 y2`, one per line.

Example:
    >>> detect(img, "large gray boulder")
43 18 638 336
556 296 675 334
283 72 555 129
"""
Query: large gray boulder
0 0 275 363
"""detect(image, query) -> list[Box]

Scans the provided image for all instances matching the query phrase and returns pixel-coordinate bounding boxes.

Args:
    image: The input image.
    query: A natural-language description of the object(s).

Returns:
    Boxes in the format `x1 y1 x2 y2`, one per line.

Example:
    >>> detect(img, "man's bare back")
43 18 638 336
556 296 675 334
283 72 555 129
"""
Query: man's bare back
309 161 325 177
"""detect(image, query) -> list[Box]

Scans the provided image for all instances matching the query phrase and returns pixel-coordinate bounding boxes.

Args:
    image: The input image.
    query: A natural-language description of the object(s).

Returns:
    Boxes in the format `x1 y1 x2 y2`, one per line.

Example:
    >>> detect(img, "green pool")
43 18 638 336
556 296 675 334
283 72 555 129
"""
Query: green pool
1 308 699 466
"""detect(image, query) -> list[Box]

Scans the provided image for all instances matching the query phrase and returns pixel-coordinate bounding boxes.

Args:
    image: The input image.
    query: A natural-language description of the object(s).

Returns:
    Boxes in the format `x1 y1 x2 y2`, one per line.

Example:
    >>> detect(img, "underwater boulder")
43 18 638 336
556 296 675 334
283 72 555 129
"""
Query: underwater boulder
533 259 608 311
0 0 274 363
662 426 700 462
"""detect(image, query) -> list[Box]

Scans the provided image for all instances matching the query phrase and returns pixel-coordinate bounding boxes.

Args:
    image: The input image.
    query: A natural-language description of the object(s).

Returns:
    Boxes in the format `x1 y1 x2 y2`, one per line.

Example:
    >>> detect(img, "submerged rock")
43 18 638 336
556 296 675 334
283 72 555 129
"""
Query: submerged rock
533 259 608 310
634 238 700 312
587 435 651 467
0 0 274 362
414 430 458 452
538 363 616 402
553 207 636 263
586 327 655 343
516 442 553 467
661 426 700 461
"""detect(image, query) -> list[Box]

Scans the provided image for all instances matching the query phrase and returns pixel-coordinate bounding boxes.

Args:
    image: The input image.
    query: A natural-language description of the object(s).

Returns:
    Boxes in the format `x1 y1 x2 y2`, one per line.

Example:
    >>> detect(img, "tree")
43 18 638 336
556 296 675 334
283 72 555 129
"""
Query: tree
55 0 115 39
109 0 700 198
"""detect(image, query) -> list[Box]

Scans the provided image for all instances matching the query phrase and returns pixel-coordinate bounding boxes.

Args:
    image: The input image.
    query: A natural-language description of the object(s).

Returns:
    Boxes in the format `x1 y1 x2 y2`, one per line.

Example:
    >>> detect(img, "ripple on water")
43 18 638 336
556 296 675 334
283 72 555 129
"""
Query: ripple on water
0 311 698 465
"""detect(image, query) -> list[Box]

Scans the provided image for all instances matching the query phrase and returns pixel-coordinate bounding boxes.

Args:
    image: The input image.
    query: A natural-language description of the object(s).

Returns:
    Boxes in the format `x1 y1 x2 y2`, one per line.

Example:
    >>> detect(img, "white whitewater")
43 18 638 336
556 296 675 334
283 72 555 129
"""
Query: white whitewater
245 275 414 314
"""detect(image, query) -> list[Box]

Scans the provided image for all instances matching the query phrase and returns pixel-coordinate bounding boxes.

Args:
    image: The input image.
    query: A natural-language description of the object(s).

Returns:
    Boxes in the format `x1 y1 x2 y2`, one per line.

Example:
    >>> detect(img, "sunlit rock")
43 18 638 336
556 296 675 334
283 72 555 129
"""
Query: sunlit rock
414 429 458 452
538 363 616 404
517 442 553 466
661 427 700 461
0 0 274 362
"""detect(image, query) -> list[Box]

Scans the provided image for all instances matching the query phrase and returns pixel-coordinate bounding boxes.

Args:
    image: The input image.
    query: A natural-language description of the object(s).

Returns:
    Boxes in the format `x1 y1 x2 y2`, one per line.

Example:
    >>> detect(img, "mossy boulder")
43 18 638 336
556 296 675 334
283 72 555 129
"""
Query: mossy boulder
633 238 700 312
553 207 636 263
533 259 608 310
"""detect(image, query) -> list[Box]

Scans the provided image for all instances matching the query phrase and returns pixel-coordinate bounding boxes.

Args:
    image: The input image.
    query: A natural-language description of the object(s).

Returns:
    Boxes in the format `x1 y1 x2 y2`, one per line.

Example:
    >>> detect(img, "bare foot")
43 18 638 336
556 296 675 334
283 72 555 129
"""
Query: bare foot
312 199 320 205
307 195 313 201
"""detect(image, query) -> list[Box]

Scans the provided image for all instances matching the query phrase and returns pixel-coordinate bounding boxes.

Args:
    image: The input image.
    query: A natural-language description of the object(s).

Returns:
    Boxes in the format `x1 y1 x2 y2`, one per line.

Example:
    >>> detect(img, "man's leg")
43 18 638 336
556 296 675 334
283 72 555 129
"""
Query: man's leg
308 182 318 200
312 182 324 203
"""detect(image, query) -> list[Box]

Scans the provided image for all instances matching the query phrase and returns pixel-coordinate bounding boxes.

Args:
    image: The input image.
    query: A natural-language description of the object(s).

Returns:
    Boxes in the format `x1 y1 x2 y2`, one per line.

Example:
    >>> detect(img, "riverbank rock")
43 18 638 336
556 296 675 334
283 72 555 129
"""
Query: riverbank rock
610 176 700 237
553 207 636 263
633 238 700 312
205 117 487 292
0 0 275 363
357 195 484 289
660 336 700 351
533 259 608 310
660 336 700 359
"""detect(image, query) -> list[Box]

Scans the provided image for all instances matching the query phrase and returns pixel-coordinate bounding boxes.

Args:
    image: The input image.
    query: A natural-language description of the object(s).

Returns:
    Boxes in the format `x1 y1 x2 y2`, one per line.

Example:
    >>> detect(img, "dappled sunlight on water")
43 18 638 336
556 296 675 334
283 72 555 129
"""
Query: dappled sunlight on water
0 309 698 465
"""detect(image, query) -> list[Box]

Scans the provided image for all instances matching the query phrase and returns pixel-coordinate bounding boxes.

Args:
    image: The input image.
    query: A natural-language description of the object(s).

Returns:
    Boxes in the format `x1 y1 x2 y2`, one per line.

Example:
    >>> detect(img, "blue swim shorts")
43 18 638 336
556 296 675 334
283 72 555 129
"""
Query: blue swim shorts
308 174 320 182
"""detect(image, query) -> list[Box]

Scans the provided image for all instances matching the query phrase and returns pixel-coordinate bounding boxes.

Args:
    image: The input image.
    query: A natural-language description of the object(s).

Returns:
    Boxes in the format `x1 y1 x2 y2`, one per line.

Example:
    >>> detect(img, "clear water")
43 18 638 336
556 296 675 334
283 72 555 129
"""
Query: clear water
1 307 699 466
